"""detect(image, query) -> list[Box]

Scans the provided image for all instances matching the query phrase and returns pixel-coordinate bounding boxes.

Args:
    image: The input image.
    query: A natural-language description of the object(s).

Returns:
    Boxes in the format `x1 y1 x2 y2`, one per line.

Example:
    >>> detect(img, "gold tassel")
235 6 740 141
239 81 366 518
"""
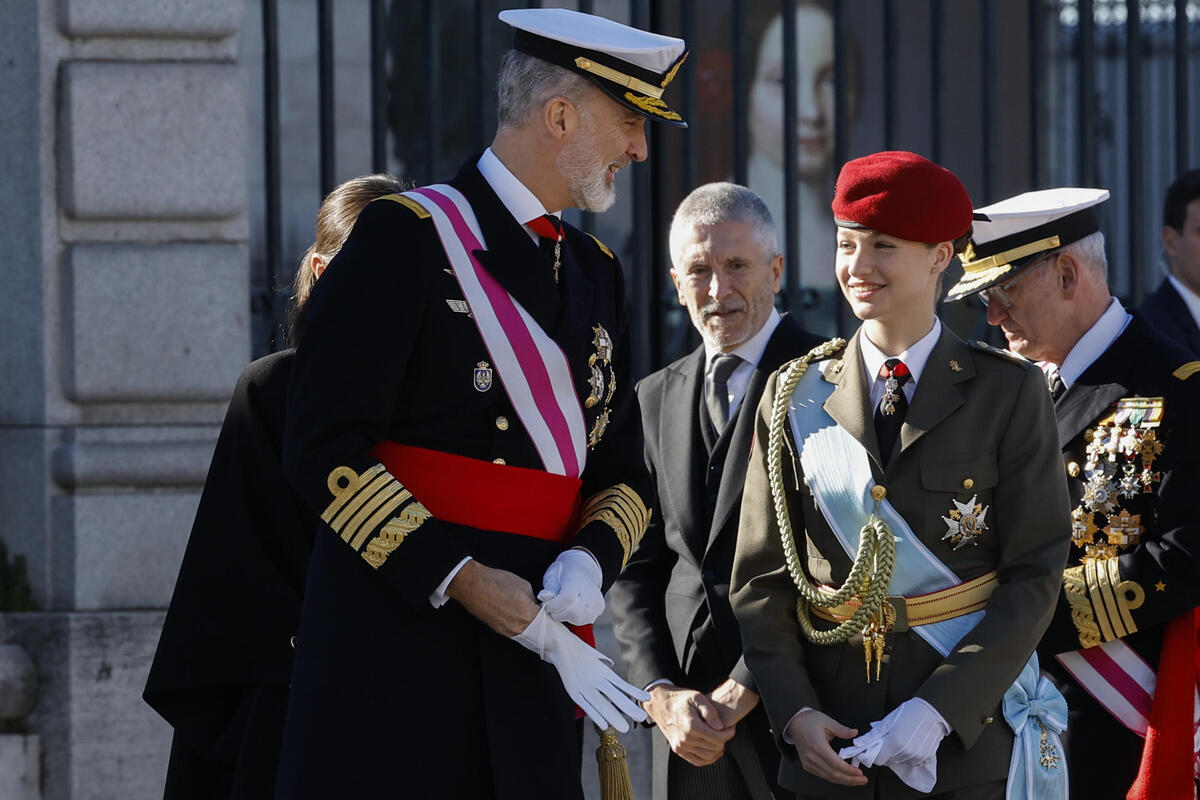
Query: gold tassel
595 725 635 800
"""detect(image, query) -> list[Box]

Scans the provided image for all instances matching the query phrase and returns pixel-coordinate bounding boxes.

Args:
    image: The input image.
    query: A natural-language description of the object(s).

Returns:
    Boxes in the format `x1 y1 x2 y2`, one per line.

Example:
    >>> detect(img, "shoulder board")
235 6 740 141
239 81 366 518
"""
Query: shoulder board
1096 396 1164 428
1173 361 1200 381
376 193 430 219
586 233 614 259
968 340 1030 364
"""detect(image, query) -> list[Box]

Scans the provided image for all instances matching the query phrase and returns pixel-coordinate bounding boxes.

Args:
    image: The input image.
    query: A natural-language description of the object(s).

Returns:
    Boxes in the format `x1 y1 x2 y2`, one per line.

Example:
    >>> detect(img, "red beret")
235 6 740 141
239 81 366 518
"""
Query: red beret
831 151 973 243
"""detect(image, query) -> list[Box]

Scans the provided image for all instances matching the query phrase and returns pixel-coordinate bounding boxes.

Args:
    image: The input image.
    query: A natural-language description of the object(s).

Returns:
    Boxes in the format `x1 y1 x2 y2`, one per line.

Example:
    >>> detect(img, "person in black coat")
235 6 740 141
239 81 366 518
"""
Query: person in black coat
144 173 405 799
610 183 820 800
949 187 1200 798
1141 168 1200 355
273 9 689 799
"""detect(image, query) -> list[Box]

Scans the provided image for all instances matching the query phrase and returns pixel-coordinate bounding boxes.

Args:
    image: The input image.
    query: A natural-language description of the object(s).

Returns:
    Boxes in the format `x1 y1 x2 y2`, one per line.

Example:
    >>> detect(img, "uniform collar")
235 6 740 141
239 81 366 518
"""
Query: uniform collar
1166 273 1200 329
702 307 782 369
859 317 942 388
476 149 561 241
1052 297 1132 388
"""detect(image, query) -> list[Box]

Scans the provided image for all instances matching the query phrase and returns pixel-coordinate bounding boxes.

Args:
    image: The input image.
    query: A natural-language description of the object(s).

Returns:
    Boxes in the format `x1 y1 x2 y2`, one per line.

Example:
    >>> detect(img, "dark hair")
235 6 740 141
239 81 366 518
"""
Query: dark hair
1163 168 1200 231
287 173 408 345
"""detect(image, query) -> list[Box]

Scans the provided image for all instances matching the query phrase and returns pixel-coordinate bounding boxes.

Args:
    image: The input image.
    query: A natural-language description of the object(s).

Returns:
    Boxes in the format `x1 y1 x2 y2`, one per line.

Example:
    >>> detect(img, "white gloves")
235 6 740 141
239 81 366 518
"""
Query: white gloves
538 548 604 625
838 697 950 793
512 607 649 733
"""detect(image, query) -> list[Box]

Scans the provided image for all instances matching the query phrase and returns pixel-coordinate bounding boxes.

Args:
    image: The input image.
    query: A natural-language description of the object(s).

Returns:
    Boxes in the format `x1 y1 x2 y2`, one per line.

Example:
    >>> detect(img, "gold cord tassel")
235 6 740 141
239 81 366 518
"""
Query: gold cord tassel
595 725 635 800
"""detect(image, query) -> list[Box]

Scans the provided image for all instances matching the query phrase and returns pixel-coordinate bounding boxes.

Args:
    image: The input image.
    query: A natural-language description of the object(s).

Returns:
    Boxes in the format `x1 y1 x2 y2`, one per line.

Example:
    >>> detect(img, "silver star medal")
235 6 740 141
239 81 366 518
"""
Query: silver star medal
942 495 989 549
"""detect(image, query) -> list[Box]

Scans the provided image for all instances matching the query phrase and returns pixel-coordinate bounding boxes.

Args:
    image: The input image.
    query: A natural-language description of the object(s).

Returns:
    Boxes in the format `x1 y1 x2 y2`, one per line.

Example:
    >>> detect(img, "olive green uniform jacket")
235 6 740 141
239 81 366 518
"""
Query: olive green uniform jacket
730 327 1072 799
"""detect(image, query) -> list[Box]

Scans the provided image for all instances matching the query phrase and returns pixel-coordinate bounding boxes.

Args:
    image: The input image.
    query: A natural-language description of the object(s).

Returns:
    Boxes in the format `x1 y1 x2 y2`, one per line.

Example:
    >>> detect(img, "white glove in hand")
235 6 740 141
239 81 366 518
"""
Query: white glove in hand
837 697 949 793
512 608 649 733
538 548 604 625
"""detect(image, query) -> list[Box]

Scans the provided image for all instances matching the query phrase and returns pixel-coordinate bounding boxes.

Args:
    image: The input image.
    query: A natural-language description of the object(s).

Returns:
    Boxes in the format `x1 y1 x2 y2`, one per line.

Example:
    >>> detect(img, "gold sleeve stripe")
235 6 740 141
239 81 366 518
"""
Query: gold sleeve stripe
362 502 431 569
378 193 431 219
322 464 387 524
349 490 413 551
580 484 651 567
1108 558 1138 635
1173 361 1200 380
330 473 395 533
1063 566 1102 648
340 481 405 545
1084 560 1122 641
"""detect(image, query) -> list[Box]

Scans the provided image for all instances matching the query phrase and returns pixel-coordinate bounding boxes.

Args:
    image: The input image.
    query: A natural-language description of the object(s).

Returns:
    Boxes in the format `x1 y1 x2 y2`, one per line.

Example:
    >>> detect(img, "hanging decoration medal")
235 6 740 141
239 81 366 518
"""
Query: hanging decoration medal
585 324 616 448
880 361 910 415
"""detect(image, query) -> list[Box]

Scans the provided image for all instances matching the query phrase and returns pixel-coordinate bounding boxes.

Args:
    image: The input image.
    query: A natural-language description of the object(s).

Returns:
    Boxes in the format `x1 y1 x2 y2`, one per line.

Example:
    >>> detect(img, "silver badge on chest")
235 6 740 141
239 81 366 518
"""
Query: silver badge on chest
474 361 493 392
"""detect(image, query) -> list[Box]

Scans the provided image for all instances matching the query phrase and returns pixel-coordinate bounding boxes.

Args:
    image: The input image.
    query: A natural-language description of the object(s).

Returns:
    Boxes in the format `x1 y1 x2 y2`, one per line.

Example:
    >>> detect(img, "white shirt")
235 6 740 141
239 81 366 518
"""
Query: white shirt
1049 298 1132 390
1167 274 1200 331
859 318 943 409
703 308 783 419
429 150 561 609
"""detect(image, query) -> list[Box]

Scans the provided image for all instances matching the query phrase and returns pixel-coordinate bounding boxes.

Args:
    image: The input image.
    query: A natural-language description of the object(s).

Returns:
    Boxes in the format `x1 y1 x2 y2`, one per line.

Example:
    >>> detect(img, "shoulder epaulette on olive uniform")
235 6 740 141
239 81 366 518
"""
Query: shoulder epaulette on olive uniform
377 193 430 219
1172 361 1200 380
969 340 1030 365
584 232 615 259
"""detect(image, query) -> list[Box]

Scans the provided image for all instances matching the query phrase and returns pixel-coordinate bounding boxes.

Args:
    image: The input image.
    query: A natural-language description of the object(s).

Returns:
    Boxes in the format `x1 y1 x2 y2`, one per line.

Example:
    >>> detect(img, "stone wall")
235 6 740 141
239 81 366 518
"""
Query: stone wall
0 0 248 796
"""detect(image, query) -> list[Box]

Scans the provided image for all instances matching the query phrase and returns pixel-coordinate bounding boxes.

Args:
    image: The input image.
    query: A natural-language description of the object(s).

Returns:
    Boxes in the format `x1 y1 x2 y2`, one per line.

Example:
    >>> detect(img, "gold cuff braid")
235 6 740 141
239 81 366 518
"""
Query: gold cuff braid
1063 566 1102 648
580 484 652 567
323 464 431 569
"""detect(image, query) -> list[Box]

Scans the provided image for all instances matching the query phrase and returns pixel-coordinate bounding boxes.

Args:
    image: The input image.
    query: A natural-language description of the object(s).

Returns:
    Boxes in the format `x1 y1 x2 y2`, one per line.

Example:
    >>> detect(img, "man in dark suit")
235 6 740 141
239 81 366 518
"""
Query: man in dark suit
948 187 1200 798
275 9 688 798
1141 168 1200 354
610 182 822 800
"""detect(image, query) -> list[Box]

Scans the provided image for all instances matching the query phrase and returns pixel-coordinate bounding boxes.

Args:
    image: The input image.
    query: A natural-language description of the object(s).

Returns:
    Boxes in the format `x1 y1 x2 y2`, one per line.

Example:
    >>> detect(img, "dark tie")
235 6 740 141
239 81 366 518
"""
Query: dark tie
1047 367 1066 402
526 214 563 283
874 358 911 463
705 354 743 434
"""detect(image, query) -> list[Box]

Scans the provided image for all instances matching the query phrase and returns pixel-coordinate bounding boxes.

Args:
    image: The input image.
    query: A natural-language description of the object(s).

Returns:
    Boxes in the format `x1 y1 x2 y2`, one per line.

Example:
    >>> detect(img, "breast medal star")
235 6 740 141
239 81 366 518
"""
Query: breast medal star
942 495 989 549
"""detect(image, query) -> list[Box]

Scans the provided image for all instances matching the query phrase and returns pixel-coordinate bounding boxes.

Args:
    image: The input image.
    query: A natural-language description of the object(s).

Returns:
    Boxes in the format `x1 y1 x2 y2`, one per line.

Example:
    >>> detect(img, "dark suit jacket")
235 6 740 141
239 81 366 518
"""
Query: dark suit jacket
277 158 651 799
1139 277 1200 356
731 326 1072 799
610 316 821 798
1037 313 1200 797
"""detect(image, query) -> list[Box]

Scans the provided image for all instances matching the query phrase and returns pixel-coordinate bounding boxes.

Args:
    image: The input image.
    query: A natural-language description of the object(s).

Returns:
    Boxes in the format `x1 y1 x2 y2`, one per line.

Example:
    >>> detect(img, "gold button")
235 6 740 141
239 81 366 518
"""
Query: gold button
870 485 887 501
962 478 975 490
982 715 994 725
495 415 509 431
492 458 506 465
1067 461 1081 478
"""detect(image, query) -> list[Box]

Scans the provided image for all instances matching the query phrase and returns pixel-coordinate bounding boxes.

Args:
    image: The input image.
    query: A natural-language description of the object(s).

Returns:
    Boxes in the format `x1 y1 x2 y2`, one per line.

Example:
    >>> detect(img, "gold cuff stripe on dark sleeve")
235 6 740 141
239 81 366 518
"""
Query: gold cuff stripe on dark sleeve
330 473 395 534
1084 560 1122 641
362 502 431 569
349 491 413 551
322 464 387 524
1063 566 1102 648
341 481 405 545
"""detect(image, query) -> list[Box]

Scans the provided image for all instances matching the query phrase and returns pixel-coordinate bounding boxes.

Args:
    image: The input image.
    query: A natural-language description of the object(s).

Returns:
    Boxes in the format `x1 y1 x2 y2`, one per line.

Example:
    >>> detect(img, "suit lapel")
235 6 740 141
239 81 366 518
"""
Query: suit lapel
898 329 971 456
662 348 709 560
449 162 560 333
823 331 884 467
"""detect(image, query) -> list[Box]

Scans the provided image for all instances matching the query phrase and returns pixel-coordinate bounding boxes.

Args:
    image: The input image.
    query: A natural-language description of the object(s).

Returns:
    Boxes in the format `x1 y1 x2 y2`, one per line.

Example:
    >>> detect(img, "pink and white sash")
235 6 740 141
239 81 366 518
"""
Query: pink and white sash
402 185 587 479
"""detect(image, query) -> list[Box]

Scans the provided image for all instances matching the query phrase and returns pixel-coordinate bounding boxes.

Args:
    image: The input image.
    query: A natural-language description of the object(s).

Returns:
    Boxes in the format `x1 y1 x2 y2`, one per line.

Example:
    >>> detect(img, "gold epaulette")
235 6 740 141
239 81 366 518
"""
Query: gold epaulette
586 233 614 259
377 193 430 219
968 340 1030 364
1173 361 1200 380
579 484 652 568
1061 561 1145 648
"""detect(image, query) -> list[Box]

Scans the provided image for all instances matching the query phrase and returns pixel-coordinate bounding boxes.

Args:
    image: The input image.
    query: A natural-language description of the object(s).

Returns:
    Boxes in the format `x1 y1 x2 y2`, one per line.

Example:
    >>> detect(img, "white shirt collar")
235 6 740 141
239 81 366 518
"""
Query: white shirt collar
475 148 560 241
703 308 782 370
1167 273 1200 330
1049 297 1132 388
859 318 942 392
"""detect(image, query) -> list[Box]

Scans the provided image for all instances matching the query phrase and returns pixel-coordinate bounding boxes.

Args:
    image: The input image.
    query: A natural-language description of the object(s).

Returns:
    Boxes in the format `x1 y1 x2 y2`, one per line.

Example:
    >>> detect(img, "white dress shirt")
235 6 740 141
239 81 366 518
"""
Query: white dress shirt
859 318 943 409
703 307 783 419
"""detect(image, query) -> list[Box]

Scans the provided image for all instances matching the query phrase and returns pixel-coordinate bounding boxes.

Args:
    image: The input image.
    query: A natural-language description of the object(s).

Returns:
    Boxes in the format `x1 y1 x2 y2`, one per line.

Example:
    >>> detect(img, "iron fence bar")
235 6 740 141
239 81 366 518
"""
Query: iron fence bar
1078 0 1096 186
1175 0 1190 174
781 0 799 319
680 1 696 194
632 0 657 376
1028 0 1041 189
423 0 441 185
980 0 993 202
1126 0 1143 301
262 0 282 351
930 0 942 162
732 0 749 185
883 0 896 149
370 0 387 173
318 0 336 195
833 0 850 336
474 0 487 154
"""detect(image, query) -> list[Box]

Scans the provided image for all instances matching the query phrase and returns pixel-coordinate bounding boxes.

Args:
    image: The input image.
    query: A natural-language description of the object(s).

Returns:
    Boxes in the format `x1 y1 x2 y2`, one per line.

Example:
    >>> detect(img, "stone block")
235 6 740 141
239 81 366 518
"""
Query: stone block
0 428 53 608
4 612 169 800
51 492 198 611
58 0 240 38
60 61 246 220
0 734 40 800
65 243 248 402
0 644 37 719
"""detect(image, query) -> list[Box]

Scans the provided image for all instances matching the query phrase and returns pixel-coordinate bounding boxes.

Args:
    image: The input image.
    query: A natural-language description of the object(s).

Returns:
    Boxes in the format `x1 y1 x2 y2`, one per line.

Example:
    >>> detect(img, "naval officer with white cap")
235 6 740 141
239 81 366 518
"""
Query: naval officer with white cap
948 188 1200 799
275 9 688 798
